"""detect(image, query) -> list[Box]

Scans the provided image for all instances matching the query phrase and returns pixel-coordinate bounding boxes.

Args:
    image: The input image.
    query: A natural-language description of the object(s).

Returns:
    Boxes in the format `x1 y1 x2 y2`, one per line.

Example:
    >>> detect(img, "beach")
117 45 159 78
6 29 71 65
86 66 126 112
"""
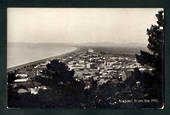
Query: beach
7 43 79 71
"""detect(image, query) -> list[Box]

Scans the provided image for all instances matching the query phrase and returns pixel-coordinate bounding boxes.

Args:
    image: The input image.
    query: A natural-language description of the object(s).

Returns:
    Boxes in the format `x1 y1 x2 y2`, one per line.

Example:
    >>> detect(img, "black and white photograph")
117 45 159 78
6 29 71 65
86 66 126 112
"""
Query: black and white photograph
7 8 164 109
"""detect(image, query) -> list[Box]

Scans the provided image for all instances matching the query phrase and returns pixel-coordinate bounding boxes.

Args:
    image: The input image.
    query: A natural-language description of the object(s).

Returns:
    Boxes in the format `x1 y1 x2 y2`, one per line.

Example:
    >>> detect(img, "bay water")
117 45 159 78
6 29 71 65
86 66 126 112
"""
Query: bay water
7 43 77 68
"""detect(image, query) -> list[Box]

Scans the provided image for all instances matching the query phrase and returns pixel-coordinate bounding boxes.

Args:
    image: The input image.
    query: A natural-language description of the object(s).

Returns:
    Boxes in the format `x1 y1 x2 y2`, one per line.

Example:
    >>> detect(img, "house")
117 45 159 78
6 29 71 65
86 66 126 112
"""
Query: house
88 49 94 53
86 63 97 69
16 74 28 78
120 70 132 81
14 78 30 83
17 88 29 94
68 63 85 70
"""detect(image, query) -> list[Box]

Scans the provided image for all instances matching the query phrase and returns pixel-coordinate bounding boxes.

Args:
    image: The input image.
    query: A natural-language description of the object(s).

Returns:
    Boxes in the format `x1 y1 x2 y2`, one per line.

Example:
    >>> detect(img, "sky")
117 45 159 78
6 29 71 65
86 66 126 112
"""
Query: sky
7 8 162 45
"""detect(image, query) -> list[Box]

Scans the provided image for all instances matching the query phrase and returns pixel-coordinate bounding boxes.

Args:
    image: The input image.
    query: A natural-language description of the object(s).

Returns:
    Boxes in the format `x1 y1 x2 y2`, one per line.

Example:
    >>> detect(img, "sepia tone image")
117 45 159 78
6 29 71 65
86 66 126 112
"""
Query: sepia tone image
7 8 164 109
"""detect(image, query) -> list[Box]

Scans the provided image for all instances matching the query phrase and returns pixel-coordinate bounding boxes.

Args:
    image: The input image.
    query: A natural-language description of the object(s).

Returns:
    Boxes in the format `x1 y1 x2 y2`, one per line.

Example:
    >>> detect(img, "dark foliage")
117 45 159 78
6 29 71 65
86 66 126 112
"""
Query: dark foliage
8 70 18 107
34 59 86 107
46 59 75 83
136 10 164 72
135 10 164 100
8 71 17 87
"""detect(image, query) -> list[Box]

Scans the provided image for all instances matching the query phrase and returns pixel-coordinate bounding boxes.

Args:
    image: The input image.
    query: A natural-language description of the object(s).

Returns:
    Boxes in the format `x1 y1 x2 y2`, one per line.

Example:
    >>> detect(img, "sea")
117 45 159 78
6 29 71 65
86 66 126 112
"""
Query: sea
7 43 77 68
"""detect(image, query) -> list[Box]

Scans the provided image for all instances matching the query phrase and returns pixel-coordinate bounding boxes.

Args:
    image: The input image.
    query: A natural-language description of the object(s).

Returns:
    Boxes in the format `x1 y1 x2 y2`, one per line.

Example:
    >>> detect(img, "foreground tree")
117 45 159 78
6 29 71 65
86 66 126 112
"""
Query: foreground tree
35 59 86 108
39 59 85 90
46 60 74 83
136 10 164 100
8 71 17 87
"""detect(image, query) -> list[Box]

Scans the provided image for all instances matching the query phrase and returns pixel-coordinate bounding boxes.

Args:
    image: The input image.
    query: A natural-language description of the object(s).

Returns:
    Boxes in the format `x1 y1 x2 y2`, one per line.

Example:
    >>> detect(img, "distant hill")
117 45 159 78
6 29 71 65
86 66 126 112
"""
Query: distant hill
8 42 148 50
72 42 147 48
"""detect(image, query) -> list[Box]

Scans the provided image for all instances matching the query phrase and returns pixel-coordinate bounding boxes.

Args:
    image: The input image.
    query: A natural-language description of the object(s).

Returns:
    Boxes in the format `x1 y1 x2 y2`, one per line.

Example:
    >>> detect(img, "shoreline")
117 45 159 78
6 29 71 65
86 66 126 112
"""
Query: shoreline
7 47 81 72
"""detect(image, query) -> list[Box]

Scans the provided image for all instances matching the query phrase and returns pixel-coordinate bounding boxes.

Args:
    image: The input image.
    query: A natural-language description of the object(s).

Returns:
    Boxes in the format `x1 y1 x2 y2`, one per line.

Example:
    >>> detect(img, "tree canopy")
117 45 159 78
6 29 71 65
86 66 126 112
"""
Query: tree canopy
135 10 164 100
136 10 164 73
45 59 75 83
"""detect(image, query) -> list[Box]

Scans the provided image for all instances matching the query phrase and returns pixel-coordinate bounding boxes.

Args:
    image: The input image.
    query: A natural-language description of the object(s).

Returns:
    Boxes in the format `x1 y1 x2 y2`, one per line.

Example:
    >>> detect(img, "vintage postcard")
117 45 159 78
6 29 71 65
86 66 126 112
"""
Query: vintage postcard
7 8 164 109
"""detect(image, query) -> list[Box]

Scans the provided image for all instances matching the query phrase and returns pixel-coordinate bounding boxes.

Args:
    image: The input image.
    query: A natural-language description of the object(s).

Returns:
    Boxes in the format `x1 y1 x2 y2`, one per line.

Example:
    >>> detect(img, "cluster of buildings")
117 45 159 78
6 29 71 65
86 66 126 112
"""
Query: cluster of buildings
10 61 50 95
9 48 148 94
65 48 146 86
